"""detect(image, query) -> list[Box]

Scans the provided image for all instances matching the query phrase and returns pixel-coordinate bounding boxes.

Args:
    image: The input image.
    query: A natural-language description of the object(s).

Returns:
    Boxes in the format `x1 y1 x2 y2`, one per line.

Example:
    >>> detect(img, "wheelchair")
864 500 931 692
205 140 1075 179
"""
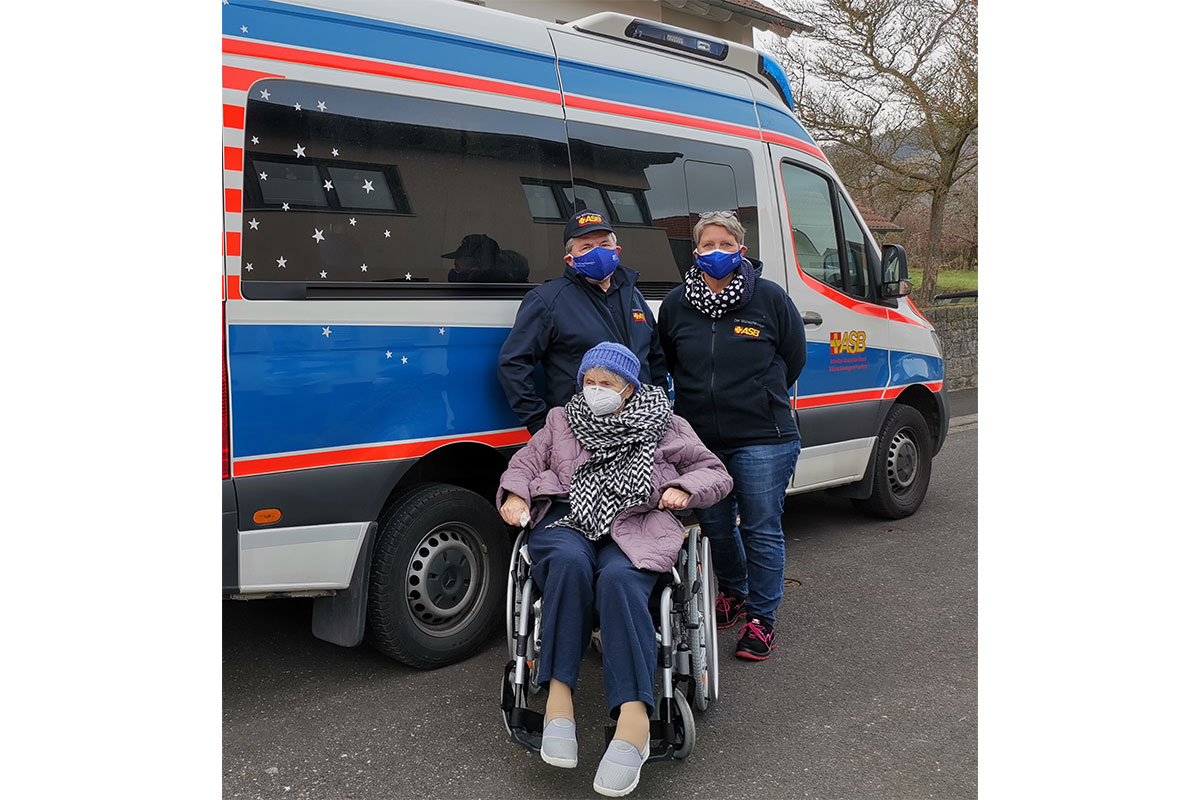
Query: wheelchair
500 522 719 762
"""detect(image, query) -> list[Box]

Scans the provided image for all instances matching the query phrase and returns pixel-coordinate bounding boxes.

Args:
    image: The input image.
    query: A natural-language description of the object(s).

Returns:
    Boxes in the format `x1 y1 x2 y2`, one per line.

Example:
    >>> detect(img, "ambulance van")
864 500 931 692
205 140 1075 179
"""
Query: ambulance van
221 0 948 668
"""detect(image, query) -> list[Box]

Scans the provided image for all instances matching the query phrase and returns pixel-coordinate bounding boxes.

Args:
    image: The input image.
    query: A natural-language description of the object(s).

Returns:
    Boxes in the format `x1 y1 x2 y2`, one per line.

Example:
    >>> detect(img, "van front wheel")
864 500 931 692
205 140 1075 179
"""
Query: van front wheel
367 483 507 669
854 404 932 519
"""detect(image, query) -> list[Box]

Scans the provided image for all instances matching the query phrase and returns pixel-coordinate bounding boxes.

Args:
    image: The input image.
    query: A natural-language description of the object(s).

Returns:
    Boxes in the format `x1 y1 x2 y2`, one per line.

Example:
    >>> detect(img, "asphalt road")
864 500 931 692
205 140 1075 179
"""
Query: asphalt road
224 423 977 800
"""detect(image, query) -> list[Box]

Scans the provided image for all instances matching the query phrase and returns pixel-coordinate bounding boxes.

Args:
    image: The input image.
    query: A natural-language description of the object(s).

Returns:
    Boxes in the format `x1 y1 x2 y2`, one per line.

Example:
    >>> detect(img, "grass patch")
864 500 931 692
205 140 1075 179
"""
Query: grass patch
910 267 977 294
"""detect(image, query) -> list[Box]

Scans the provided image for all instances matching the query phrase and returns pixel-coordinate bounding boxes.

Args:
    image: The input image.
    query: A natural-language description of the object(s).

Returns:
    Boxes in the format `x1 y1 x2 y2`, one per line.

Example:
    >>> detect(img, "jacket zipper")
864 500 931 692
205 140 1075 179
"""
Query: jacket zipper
765 385 782 437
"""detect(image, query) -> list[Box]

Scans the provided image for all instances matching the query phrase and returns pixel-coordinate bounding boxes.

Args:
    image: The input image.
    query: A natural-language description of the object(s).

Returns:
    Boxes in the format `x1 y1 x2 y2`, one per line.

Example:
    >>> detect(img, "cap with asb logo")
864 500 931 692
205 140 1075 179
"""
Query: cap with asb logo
442 233 501 259
563 208 615 244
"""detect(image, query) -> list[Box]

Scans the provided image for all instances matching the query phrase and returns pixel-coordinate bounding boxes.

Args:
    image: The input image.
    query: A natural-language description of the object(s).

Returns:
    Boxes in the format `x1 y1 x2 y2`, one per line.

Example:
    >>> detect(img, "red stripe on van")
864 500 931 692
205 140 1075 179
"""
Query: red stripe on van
232 429 532 477
793 389 883 409
223 104 245 130
227 275 242 300
222 38 562 106
225 188 242 214
223 65 284 91
226 232 242 257
565 94 760 140
906 298 932 327
760 129 828 162
224 146 242 172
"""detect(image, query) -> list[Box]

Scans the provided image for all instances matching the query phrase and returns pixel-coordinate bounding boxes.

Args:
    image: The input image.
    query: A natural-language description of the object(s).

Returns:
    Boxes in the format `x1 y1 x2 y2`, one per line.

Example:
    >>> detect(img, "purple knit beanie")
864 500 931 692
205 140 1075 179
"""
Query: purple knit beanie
577 342 642 391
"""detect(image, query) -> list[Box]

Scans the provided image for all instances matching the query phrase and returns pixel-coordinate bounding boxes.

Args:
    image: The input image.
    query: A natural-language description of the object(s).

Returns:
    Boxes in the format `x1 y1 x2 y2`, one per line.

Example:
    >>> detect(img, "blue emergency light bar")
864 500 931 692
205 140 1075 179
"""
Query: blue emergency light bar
758 53 795 110
623 20 729 61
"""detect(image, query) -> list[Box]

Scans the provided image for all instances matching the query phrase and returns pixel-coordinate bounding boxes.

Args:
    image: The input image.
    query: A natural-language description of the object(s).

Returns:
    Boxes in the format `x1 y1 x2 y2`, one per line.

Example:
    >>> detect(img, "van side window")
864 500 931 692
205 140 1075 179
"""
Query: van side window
780 162 843 291
567 122 757 296
240 79 573 289
837 194 870 298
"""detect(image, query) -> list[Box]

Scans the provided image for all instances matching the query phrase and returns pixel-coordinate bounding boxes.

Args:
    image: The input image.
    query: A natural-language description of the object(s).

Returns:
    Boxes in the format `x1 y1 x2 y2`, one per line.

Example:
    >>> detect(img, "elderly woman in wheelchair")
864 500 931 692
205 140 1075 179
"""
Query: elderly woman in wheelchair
497 342 732 797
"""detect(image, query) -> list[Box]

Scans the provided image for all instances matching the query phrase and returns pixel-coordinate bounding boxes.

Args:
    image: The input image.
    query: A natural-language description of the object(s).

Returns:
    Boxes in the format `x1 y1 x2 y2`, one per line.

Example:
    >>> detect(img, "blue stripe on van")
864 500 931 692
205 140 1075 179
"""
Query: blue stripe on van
796 342 891 396
556 59 761 129
889 350 945 386
224 0 561 91
228 323 522 458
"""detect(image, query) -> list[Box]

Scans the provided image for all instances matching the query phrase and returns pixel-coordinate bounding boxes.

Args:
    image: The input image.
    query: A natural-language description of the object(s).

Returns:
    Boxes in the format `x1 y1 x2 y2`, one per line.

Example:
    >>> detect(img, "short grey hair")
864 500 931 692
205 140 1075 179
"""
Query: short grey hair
580 366 626 385
565 230 618 256
692 210 745 245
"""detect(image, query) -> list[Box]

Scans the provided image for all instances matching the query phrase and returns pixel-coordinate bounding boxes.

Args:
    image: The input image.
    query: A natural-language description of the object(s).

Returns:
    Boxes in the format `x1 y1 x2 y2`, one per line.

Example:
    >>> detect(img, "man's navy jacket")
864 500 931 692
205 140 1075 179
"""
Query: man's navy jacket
498 264 669 433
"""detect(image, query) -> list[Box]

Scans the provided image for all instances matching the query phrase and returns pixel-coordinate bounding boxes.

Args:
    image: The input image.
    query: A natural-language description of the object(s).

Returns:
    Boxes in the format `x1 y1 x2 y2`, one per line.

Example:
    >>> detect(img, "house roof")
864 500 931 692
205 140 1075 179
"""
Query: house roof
707 0 813 35
855 204 904 234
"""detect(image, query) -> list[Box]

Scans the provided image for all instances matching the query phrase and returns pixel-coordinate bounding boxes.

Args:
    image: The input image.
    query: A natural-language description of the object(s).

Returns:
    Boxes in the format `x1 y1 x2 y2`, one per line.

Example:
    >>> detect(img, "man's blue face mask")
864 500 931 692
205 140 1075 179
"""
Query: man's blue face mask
694 249 742 280
571 247 620 281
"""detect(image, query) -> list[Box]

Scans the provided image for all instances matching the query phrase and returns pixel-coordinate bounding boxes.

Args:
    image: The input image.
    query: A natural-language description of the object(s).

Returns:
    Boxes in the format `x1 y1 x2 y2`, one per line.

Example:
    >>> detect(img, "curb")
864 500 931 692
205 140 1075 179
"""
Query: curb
948 413 977 434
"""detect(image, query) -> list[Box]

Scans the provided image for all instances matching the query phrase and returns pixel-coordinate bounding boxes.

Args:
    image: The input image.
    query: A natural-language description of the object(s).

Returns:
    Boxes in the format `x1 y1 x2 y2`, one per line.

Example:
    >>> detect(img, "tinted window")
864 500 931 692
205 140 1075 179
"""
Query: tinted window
838 194 870 298
240 80 571 288
780 163 842 290
567 123 757 294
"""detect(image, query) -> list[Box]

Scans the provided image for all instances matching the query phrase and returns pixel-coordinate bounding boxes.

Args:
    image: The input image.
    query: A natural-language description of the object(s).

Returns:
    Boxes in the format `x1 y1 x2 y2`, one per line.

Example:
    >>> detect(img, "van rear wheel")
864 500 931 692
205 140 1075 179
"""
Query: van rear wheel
854 404 932 519
367 483 507 668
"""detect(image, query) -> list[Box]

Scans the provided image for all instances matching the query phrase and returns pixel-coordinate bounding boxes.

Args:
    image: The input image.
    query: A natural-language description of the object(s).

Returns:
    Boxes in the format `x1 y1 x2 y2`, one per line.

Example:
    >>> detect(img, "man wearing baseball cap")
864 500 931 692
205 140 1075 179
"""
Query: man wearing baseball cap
498 208 669 433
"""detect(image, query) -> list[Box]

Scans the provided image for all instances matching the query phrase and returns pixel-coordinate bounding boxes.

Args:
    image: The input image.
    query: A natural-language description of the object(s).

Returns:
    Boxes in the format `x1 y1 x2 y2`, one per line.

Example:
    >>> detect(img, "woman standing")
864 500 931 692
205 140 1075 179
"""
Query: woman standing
497 342 731 796
657 211 807 661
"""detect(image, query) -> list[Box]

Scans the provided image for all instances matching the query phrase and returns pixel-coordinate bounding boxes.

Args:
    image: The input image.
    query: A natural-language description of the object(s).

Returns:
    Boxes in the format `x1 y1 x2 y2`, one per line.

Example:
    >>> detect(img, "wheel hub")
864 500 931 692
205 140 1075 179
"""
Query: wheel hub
406 526 481 627
887 429 919 492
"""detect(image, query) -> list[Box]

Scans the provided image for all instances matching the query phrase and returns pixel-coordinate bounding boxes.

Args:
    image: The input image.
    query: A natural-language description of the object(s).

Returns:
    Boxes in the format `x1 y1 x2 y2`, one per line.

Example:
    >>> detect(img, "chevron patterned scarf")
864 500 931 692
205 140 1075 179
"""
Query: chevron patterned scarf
558 384 672 541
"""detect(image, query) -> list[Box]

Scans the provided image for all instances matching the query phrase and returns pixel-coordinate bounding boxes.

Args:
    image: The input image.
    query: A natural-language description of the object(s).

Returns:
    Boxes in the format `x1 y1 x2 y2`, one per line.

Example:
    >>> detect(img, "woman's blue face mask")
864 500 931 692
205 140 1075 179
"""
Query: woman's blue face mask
694 248 742 280
571 247 620 281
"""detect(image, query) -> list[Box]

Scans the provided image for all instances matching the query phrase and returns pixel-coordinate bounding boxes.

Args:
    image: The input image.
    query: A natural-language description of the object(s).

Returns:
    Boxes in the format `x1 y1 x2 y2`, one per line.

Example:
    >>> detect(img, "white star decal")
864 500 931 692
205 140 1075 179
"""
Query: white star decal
245 263 253 271
360 263 369 272
312 228 325 243
259 171 268 181
293 143 306 158
322 327 332 338
260 89 270 100
439 328 446 335
251 135 260 145
331 148 339 157
348 217 357 226
248 218 259 230
386 351 393 359
323 180 333 191
319 270 328 279
276 256 287 268
405 273 412 280
317 100 327 111
294 102 302 111
362 180 374 194
241 25 248 33
401 356 408 364
281 202 290 211
384 230 391 238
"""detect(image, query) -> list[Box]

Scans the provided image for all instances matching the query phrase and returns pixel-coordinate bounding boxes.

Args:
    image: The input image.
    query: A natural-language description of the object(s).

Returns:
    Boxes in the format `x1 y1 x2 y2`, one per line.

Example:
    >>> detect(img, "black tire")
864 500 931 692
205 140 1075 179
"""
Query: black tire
367 482 508 668
855 403 933 519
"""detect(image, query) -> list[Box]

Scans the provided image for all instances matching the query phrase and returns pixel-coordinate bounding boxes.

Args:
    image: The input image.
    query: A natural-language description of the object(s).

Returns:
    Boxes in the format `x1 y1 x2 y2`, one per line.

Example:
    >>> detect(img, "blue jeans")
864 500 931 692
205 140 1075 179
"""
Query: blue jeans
528 504 659 718
691 439 801 627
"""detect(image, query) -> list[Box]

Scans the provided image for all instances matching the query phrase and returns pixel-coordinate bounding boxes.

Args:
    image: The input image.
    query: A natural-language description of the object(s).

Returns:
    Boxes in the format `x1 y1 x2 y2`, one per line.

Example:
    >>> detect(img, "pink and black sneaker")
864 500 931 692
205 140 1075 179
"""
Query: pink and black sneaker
735 618 777 661
714 592 746 630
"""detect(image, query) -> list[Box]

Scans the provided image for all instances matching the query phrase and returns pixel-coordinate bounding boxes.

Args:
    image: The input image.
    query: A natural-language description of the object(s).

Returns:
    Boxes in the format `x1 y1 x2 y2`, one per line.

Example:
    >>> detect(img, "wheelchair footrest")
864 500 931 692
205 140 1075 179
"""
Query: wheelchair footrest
508 707 544 753
602 720 681 763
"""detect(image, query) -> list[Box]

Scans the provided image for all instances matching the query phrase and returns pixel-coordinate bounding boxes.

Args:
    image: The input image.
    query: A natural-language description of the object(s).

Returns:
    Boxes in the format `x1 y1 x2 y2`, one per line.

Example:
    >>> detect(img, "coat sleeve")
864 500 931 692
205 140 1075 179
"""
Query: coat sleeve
642 294 671 394
497 291 553 433
495 422 555 509
660 417 733 510
774 284 807 387
656 293 678 375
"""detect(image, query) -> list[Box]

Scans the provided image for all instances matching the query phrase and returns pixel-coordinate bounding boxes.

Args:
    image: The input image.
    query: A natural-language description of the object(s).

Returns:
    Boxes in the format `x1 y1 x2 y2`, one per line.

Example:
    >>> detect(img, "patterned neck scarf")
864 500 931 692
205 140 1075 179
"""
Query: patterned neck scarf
558 384 672 541
684 264 746 319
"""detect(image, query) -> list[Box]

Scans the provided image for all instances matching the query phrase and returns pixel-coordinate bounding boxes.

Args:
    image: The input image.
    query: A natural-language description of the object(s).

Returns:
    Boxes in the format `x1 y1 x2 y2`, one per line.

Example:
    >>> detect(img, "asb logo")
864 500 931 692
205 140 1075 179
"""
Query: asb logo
830 330 867 354
632 311 647 323
576 213 603 225
733 325 760 338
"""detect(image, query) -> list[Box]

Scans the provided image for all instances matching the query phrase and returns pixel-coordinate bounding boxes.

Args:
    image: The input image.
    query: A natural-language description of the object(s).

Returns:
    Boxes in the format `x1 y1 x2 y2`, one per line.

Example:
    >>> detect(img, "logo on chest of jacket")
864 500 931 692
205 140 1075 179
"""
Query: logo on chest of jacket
632 310 647 324
733 325 761 338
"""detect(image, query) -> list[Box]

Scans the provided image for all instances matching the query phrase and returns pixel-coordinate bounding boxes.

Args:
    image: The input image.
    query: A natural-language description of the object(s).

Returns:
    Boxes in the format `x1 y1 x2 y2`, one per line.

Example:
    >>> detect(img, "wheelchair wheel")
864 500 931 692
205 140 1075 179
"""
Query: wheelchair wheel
670 687 695 760
701 536 719 706
505 531 527 662
687 530 718 711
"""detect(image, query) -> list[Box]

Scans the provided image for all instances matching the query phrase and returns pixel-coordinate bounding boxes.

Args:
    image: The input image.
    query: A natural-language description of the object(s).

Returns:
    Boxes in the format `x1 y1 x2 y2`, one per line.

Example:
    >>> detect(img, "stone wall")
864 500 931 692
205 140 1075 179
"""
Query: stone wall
922 303 977 391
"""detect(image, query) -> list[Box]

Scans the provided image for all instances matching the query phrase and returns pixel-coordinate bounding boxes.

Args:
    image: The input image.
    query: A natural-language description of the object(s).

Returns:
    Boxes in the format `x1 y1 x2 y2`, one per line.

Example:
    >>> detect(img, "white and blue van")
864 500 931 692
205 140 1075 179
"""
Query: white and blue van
221 0 947 667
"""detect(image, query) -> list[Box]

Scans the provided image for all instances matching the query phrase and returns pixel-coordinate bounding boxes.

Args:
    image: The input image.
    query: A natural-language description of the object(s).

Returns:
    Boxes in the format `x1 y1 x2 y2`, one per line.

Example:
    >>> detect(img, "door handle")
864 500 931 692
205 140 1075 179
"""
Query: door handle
802 312 823 327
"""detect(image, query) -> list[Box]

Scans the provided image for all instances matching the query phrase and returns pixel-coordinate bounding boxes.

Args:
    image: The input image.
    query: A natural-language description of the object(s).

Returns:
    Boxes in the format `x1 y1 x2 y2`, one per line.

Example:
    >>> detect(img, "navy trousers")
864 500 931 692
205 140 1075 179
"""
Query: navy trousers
528 503 659 718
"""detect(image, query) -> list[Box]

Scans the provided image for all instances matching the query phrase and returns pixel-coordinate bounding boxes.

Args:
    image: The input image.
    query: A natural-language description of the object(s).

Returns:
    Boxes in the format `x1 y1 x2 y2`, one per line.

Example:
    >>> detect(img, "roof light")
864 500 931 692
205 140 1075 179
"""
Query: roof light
758 53 795 110
624 20 728 61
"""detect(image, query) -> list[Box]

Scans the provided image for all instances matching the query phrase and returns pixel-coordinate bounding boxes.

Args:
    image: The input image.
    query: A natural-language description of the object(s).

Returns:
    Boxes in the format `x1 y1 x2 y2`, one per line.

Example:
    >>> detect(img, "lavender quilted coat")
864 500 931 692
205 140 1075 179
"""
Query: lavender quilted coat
496 406 733 572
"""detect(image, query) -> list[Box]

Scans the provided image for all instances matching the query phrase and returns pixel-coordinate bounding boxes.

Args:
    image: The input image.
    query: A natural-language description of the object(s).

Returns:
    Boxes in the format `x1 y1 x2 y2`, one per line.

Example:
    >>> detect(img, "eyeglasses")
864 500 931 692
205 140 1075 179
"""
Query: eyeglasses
697 210 738 220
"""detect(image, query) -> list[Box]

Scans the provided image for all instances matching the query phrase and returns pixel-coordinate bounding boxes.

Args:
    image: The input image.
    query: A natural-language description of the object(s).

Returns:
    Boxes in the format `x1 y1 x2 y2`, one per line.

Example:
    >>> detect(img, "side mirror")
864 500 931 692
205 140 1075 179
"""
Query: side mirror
880 244 911 298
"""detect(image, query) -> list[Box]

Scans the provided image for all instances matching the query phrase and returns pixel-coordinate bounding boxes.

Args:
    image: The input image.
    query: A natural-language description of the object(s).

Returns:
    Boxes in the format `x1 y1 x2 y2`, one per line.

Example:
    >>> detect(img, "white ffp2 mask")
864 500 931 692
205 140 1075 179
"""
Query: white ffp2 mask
582 385 626 416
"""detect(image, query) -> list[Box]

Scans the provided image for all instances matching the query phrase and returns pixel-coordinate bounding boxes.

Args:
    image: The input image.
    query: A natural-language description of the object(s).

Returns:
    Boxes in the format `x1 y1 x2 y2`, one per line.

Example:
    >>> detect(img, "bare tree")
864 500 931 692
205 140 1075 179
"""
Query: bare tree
767 0 977 303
